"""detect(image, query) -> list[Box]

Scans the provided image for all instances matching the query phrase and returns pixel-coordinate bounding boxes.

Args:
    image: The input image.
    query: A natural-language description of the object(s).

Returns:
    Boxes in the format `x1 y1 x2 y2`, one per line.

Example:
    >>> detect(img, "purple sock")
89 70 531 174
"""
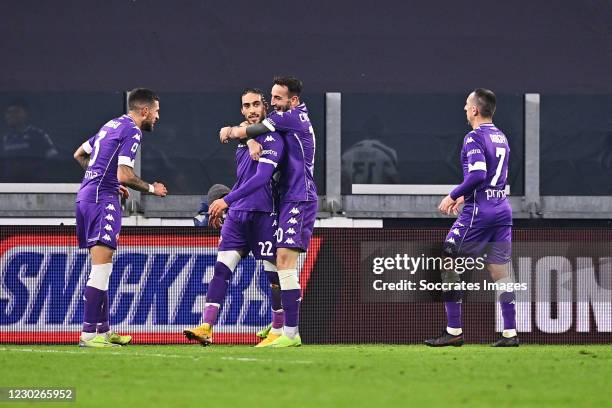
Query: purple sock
202 304 220 325
97 291 110 333
443 290 462 329
272 309 284 329
281 289 301 327
499 291 516 330
202 262 233 325
82 286 104 333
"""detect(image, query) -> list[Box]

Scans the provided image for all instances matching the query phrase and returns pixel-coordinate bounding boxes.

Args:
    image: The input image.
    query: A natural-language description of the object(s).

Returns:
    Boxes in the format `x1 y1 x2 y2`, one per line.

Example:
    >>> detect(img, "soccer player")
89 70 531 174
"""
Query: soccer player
73 88 167 348
184 89 286 347
218 76 317 347
425 88 517 347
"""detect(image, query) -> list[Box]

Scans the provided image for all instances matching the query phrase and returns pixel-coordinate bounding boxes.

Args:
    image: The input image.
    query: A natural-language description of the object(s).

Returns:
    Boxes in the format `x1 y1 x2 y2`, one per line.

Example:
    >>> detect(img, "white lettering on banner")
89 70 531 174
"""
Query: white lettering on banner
0 243 314 332
495 256 612 333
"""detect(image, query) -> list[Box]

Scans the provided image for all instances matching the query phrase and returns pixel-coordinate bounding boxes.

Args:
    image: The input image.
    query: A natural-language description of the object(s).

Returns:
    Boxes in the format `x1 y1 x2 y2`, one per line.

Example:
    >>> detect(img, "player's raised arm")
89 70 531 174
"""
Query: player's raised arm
209 134 284 217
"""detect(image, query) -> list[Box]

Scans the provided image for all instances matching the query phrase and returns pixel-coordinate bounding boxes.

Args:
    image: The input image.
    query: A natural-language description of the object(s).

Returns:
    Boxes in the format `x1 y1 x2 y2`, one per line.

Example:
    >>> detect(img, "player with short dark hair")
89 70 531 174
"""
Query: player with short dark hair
215 75 317 347
426 88 517 347
73 87 167 347
184 89 286 347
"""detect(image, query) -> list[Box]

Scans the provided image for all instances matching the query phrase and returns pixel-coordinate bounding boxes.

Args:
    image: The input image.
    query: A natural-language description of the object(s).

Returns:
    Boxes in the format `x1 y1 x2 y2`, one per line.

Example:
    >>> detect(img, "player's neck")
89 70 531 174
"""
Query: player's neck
127 112 143 129
471 117 493 129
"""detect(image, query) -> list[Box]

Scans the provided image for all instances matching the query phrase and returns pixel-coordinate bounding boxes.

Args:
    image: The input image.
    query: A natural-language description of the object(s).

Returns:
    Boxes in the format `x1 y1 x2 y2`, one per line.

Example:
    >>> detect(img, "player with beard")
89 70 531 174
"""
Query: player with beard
426 88 517 347
215 76 317 347
184 89 286 347
73 88 167 347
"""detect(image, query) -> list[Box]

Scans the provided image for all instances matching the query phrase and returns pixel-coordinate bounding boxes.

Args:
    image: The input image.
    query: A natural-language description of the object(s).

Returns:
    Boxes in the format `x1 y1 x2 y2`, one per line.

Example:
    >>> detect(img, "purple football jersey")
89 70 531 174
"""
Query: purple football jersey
262 103 317 202
457 123 512 226
76 115 142 203
228 131 284 212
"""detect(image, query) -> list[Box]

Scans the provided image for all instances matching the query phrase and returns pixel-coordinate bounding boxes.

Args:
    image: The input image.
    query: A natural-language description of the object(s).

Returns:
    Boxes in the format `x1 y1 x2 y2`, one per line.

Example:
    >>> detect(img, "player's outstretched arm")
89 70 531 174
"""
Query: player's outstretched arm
118 165 168 197
73 145 90 170
208 163 276 218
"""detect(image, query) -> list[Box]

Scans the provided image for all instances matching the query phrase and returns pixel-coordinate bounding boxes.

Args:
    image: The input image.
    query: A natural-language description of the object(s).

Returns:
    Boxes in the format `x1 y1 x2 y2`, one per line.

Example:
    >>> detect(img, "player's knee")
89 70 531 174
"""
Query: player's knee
488 263 509 281
278 269 300 290
276 248 298 270
86 263 112 291
216 250 241 271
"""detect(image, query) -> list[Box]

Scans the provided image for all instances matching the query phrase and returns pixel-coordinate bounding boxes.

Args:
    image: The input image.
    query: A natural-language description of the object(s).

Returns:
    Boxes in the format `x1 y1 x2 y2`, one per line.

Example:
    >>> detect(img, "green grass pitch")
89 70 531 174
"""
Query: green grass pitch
1 344 611 407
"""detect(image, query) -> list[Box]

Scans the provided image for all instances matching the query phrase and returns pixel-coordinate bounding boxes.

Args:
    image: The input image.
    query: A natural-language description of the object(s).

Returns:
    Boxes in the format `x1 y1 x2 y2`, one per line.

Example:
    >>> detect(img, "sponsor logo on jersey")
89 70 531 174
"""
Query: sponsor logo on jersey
465 136 475 144
264 135 276 142
489 133 507 144
288 218 298 225
466 148 482 156
84 171 99 180
0 234 322 343
452 228 461 236
105 204 116 211
261 149 277 157
286 228 296 235
446 237 456 244
105 214 114 221
485 188 507 200
102 234 112 241
290 207 300 215
284 238 296 244
132 133 141 141
105 120 121 129
104 224 113 232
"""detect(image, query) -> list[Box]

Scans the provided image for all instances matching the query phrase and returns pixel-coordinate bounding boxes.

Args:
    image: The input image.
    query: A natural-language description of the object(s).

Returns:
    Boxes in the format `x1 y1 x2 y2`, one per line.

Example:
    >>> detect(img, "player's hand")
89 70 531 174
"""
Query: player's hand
219 126 232 144
208 214 223 229
208 198 229 218
438 194 456 215
118 185 130 199
153 182 168 197
239 121 249 127
247 139 262 161
450 196 464 215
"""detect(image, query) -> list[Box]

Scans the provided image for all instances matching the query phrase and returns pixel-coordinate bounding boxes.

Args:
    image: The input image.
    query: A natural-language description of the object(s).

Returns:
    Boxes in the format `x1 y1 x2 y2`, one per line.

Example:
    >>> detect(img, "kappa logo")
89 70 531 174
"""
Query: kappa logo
102 234 112 242
289 207 300 215
286 228 296 235
264 135 276 142
452 228 461 236
465 136 475 144
104 224 113 232
288 218 298 225
446 237 456 244
132 133 141 141
284 238 295 244
105 204 116 211
105 214 114 222
457 222 465 227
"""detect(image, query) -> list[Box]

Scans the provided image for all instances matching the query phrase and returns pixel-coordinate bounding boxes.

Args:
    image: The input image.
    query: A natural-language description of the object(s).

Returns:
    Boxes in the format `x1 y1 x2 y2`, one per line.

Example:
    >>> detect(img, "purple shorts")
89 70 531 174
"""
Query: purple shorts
276 201 317 251
76 199 122 250
219 209 277 261
444 220 512 264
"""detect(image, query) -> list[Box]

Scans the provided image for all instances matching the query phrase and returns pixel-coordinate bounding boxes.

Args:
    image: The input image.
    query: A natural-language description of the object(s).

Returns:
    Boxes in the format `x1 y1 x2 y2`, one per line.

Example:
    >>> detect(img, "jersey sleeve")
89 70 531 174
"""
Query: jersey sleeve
262 109 301 133
258 132 285 168
223 133 284 206
117 127 142 168
81 134 97 154
464 132 487 173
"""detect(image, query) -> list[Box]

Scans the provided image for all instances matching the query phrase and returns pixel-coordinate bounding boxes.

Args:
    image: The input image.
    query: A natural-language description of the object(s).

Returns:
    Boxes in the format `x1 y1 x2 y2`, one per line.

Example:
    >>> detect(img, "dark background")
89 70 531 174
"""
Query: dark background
2 1 612 94
2 1 612 194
